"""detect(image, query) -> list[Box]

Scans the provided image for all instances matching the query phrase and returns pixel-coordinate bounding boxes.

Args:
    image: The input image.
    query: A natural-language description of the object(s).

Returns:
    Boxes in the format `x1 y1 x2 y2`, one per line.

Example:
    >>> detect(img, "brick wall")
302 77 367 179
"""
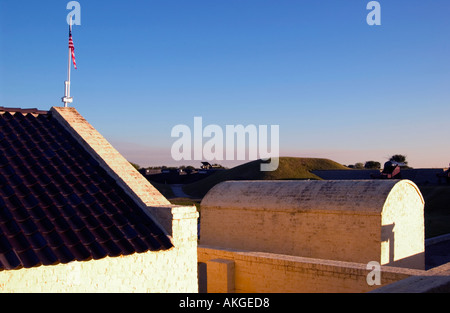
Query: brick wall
0 238 197 293
380 181 425 269
0 203 199 293
198 246 423 293
201 205 381 264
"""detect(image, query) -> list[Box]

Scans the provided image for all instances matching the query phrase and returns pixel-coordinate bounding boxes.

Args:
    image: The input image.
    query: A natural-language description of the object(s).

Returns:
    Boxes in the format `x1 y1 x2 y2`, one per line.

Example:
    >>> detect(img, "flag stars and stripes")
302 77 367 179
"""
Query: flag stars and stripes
69 31 77 69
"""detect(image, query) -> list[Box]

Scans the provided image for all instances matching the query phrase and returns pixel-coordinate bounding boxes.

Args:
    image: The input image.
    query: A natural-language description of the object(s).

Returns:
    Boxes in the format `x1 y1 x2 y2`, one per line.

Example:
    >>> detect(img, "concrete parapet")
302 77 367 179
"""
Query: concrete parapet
206 259 235 293
198 245 424 293
370 262 450 293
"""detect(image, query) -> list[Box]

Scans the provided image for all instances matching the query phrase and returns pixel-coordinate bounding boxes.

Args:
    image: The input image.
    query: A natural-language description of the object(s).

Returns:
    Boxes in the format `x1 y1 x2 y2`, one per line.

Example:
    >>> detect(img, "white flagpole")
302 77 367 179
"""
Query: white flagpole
62 16 73 107
67 16 72 102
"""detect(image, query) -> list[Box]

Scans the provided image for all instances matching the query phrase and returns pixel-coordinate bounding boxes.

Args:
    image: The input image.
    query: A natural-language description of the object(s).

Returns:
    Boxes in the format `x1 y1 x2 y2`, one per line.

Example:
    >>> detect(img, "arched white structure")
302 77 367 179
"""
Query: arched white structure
200 180 424 269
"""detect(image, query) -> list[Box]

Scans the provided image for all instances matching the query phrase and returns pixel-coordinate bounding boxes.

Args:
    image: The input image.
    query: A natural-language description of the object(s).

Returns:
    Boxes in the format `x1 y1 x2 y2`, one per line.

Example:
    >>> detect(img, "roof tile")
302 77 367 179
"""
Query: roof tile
35 246 59 265
0 109 172 270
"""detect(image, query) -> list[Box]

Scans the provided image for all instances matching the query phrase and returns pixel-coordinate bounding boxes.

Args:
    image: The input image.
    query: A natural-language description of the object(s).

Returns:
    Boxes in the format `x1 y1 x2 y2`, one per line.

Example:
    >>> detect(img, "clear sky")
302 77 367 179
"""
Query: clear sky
0 0 449 168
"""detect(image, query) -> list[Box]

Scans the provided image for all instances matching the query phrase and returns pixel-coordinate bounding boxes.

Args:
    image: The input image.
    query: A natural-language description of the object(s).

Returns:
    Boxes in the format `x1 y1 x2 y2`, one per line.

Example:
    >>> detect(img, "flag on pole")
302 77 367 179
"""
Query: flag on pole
69 25 77 69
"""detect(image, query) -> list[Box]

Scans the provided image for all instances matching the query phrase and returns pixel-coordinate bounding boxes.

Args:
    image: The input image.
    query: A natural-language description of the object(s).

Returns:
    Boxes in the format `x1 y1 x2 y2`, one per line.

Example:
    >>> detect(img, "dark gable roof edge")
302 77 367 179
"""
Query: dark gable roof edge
49 107 175 239
0 107 49 115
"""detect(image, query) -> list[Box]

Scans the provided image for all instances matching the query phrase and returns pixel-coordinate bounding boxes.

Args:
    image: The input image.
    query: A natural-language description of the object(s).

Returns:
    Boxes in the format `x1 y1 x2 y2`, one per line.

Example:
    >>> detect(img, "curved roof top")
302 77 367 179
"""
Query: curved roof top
201 180 423 215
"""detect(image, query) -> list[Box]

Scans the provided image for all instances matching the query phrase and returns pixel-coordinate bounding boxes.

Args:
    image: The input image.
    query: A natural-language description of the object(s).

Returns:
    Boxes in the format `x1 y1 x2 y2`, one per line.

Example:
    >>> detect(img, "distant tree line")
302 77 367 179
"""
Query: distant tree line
128 162 227 171
346 154 411 170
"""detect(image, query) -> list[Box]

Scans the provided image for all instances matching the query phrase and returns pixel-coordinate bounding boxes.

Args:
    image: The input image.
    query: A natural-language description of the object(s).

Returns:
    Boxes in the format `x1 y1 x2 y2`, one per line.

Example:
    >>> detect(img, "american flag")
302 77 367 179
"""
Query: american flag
69 28 77 69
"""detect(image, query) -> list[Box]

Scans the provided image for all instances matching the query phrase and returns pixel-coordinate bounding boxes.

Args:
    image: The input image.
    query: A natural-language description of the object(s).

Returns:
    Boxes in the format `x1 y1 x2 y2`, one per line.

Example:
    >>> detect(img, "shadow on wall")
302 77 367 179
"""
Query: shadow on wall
381 223 424 269
198 262 207 293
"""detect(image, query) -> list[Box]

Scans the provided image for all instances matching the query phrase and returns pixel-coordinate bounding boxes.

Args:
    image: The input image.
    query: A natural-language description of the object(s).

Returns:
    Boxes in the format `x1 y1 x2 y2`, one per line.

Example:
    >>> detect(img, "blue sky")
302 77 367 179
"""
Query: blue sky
1 0 449 168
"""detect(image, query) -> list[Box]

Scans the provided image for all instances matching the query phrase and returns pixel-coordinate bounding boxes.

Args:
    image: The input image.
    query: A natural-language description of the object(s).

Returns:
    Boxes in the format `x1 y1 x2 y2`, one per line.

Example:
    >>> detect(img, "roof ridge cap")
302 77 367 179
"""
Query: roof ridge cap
49 106 171 208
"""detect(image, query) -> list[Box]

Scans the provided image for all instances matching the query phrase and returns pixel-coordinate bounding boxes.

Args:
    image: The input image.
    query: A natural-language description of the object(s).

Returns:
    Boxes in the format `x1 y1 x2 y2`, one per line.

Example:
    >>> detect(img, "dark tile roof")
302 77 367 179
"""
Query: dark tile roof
0 108 172 271
0 106 49 115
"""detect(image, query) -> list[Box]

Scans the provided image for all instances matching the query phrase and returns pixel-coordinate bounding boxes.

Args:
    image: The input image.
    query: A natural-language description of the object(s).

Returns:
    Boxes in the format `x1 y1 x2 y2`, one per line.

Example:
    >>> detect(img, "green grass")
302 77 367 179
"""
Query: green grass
182 157 348 198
